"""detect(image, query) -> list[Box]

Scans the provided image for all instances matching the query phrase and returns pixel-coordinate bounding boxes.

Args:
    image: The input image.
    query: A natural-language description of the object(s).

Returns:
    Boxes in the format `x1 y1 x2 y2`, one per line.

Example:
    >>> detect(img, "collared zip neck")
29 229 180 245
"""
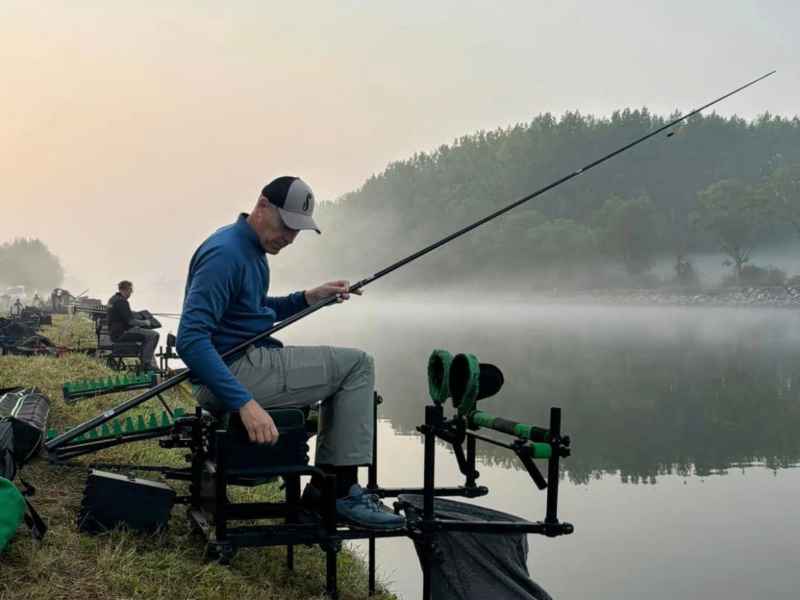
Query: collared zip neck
234 213 266 255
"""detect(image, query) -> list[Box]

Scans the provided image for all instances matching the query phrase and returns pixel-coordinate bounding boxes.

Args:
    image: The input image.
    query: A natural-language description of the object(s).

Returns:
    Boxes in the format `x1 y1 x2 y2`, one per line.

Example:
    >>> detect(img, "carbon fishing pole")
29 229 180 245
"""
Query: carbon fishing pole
47 70 775 451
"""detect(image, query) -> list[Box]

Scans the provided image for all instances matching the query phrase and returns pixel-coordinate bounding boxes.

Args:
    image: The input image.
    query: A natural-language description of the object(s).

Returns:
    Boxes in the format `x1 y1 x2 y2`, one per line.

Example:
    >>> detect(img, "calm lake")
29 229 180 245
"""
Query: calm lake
149 294 800 599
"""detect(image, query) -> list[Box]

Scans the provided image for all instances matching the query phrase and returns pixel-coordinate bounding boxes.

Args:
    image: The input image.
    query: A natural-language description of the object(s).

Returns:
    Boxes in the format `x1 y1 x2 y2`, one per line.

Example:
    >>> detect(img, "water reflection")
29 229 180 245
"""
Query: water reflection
314 302 800 485
161 296 800 483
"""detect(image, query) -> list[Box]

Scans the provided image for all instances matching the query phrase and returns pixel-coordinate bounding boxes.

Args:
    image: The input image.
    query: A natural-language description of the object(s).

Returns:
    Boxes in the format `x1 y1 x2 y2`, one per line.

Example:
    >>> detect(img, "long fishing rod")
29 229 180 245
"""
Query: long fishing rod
47 70 775 451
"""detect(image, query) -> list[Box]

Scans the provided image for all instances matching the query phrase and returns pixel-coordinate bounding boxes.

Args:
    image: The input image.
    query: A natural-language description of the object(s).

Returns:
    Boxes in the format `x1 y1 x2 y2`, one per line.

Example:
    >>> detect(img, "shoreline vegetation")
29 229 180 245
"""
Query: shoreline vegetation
0 315 393 600
369 284 800 309
530 285 800 308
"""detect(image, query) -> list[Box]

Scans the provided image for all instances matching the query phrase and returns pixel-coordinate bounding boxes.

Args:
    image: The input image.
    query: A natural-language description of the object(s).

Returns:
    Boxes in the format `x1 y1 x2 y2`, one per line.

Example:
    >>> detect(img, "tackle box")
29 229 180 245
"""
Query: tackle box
78 469 176 534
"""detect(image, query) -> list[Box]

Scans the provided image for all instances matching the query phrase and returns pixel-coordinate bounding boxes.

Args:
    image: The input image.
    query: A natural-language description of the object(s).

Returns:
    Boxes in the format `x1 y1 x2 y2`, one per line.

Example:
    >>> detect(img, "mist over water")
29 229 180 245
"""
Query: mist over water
286 297 800 477
145 290 800 599
3 4 799 598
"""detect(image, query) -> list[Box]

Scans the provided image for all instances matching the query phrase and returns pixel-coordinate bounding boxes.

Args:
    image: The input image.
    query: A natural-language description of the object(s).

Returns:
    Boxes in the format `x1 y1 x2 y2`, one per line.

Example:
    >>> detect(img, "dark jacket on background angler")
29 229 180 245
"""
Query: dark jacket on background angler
106 293 149 341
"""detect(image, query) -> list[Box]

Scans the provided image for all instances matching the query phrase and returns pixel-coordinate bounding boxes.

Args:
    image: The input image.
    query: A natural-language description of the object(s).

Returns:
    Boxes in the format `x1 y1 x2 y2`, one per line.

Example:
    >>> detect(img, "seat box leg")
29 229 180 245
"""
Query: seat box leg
285 474 301 571
214 428 228 549
323 474 339 599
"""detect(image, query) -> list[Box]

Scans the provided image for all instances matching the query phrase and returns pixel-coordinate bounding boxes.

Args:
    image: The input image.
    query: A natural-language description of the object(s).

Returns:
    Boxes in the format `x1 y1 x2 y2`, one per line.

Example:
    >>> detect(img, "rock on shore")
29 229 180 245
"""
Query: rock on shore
562 286 800 307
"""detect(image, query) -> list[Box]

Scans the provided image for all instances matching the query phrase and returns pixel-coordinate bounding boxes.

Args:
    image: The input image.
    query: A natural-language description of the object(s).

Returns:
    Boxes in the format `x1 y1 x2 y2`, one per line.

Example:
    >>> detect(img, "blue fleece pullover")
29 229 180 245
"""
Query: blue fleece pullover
176 214 307 411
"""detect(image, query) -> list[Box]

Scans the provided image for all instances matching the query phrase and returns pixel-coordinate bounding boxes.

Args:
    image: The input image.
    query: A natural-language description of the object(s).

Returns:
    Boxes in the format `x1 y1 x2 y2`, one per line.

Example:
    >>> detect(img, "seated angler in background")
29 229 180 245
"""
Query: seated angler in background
176 176 404 531
106 280 160 372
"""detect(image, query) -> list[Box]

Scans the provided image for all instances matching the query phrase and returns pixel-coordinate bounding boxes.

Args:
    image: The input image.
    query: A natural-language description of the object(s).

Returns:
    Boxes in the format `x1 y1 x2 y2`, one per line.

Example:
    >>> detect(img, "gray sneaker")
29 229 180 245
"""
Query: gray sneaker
301 483 406 531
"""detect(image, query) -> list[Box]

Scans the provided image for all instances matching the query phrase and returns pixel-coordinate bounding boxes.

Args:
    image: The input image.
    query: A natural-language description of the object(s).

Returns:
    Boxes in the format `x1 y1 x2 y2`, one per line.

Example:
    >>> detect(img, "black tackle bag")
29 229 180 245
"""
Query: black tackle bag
0 386 52 477
0 387 51 541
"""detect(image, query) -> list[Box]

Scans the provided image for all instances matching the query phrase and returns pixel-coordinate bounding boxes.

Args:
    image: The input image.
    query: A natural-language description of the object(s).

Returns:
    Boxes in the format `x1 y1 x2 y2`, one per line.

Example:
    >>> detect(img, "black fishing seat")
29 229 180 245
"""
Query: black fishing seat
185 405 330 563
167 394 385 597
200 404 319 486
108 343 143 371
209 408 315 481
96 321 144 372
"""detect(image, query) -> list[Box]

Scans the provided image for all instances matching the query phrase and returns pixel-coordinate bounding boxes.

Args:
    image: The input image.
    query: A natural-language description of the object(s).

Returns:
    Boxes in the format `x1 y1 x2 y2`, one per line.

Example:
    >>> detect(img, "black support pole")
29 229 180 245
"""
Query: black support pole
421 405 439 600
466 432 477 488
215 428 228 542
323 474 339 600
368 392 379 490
285 474 300 572
368 538 376 597
545 407 561 525
368 392 379 597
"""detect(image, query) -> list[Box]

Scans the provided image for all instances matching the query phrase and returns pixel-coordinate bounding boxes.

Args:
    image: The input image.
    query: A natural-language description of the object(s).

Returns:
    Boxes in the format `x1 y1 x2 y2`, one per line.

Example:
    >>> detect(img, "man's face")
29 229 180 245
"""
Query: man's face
251 198 300 255
121 287 132 299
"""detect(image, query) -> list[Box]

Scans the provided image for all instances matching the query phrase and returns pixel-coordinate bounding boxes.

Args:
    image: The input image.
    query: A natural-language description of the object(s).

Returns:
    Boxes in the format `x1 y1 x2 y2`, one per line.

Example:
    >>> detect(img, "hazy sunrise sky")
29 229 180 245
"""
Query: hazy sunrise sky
0 0 797 298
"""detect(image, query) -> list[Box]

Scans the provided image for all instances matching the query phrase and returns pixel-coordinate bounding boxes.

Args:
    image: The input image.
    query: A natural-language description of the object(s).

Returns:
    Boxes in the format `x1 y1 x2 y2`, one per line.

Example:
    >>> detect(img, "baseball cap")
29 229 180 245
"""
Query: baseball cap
261 176 321 234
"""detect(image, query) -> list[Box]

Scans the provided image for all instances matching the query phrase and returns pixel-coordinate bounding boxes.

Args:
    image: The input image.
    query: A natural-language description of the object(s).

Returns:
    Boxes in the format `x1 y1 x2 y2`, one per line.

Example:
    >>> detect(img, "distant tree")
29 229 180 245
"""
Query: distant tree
527 219 597 263
479 212 598 280
763 163 800 248
672 247 700 289
493 209 549 270
693 180 772 281
0 238 64 293
594 195 660 277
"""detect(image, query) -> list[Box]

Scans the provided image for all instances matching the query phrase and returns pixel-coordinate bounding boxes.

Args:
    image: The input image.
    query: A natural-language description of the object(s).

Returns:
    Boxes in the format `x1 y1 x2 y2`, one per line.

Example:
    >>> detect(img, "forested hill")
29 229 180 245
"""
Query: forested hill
275 111 800 291
0 238 64 292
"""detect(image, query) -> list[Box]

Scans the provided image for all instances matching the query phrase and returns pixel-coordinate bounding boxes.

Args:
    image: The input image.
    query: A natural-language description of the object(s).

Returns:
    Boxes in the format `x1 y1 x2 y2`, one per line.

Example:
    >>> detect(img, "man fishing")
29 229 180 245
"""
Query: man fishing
107 280 160 372
176 176 404 531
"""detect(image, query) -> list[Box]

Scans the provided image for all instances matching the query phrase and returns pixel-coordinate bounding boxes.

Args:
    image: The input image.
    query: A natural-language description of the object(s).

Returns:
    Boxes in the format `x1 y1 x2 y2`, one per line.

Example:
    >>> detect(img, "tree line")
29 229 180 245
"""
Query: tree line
276 110 800 290
0 238 64 294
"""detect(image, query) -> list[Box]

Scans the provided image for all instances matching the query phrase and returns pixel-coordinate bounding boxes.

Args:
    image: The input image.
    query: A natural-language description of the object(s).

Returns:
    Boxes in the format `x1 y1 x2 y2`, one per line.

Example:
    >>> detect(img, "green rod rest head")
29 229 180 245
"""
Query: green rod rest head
450 353 505 415
427 349 454 405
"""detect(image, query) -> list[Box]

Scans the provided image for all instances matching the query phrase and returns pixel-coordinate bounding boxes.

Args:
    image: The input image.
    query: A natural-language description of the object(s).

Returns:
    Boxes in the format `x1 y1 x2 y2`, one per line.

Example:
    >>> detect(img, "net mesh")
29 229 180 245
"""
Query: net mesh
400 495 553 600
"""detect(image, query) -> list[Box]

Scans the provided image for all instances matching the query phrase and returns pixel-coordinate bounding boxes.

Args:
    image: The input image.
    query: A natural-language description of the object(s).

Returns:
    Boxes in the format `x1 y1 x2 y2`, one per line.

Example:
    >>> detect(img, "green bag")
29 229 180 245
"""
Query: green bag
0 475 26 551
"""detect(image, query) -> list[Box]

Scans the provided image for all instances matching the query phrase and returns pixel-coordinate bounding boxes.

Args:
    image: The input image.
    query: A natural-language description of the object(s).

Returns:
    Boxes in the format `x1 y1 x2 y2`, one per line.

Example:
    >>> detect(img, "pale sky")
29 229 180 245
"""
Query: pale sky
0 0 797 300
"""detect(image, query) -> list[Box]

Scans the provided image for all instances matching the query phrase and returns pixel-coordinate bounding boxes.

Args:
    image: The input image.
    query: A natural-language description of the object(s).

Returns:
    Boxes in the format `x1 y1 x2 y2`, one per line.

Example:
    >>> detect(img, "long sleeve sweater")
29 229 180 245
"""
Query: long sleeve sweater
176 214 307 411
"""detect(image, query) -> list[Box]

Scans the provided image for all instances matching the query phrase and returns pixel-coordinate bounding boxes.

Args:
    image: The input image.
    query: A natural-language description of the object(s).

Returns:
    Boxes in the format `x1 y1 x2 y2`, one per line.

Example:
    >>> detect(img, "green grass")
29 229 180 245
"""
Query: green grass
0 315 395 600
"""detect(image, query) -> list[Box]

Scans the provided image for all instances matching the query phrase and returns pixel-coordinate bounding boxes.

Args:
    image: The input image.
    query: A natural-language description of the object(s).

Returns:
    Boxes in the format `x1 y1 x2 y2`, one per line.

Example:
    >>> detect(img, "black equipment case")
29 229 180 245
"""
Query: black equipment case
78 469 176 534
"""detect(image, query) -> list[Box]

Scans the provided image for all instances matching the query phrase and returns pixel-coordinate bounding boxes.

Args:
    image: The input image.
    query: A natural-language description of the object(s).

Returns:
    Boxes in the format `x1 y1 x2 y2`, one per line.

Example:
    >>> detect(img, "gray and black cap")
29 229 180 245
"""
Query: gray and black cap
262 176 320 234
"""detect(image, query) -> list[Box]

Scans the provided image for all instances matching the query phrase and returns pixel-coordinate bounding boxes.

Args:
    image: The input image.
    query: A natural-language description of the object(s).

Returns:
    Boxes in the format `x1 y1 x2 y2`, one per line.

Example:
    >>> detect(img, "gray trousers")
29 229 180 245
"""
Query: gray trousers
196 345 375 466
115 327 159 366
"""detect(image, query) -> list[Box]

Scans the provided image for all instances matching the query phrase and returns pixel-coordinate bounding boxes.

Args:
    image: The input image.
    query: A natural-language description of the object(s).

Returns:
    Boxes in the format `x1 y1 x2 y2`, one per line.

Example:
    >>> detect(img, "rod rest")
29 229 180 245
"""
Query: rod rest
62 371 158 404
49 407 185 445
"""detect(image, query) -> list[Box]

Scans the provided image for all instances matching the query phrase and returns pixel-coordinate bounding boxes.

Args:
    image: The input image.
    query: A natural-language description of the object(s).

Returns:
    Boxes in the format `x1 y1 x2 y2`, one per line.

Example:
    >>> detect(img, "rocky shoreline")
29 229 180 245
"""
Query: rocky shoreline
558 286 800 308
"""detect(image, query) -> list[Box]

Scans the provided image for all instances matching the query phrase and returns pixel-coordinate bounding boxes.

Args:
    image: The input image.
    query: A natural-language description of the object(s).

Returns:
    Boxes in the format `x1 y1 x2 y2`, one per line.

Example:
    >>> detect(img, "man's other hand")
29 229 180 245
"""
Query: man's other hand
144 319 152 328
304 280 364 306
239 400 279 445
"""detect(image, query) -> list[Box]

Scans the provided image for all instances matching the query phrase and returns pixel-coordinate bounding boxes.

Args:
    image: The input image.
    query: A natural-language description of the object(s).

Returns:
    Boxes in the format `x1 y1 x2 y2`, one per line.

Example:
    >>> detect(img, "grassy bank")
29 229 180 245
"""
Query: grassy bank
0 315 393 600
